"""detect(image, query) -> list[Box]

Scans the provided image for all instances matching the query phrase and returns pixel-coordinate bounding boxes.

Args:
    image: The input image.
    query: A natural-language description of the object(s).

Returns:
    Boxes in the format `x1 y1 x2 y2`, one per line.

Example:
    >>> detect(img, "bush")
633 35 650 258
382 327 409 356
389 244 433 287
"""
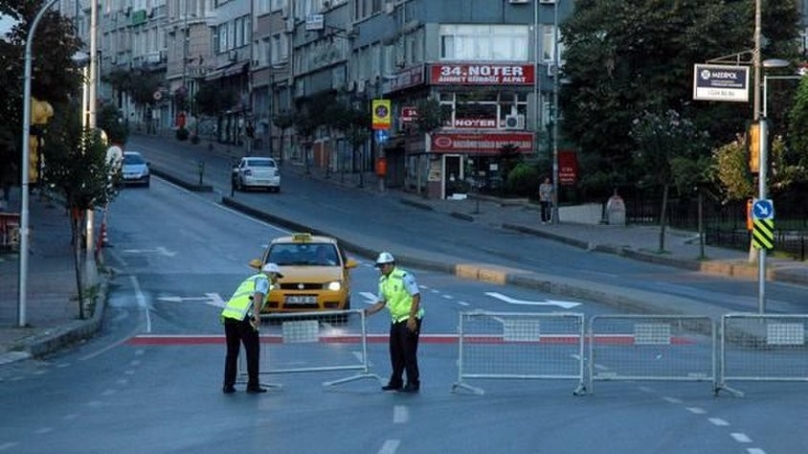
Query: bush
176 127 190 141
506 163 540 197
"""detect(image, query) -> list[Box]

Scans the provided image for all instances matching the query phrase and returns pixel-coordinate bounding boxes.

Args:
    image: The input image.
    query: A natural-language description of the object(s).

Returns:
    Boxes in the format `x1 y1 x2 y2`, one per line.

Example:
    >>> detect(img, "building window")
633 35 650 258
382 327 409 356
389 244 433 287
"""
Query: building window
541 24 565 64
440 24 529 62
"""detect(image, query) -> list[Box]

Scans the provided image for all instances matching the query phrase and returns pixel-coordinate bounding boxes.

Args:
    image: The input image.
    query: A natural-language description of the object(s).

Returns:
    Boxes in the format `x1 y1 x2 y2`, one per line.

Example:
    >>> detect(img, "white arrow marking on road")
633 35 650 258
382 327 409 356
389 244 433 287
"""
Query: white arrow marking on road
485 292 581 309
157 293 225 308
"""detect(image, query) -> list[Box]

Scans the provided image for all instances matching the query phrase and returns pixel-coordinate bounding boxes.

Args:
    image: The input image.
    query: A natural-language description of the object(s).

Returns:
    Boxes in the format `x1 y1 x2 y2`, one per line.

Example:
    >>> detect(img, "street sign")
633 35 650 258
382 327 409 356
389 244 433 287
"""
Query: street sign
752 199 774 220
752 219 774 250
693 64 749 102
372 99 391 130
374 129 389 144
153 90 162 101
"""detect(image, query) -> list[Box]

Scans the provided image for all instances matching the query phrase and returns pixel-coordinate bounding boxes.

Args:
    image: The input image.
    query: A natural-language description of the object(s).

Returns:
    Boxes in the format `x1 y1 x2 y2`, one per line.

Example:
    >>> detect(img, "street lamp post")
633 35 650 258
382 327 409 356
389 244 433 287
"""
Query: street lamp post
551 0 560 224
755 59 791 314
19 0 61 327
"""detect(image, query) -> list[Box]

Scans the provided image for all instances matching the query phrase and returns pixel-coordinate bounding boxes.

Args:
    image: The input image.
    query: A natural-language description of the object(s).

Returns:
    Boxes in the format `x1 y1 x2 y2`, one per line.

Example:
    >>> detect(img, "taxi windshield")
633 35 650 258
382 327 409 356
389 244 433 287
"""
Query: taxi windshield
268 243 339 266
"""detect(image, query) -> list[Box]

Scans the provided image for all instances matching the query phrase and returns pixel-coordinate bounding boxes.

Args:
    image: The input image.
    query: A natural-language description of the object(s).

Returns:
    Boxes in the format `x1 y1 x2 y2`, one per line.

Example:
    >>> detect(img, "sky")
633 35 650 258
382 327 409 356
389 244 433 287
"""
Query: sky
0 14 18 40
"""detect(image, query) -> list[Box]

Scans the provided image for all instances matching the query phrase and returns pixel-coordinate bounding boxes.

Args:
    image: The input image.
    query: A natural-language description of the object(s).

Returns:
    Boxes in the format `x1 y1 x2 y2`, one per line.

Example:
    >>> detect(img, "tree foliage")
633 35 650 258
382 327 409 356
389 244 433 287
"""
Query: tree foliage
0 0 84 194
103 68 164 107
560 0 801 197
194 82 238 117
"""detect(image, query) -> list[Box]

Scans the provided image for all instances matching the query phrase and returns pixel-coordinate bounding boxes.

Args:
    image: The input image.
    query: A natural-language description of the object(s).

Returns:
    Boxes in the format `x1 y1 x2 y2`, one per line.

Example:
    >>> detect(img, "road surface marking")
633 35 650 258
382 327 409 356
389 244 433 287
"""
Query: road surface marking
130 275 151 333
378 439 400 454
686 407 706 414
393 405 408 424
731 433 752 443
485 292 581 309
709 418 729 426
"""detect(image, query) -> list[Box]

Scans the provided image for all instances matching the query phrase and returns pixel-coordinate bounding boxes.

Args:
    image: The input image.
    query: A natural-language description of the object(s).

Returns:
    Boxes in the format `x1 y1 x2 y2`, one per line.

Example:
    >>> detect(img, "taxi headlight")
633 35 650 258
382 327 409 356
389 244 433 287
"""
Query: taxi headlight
327 281 342 291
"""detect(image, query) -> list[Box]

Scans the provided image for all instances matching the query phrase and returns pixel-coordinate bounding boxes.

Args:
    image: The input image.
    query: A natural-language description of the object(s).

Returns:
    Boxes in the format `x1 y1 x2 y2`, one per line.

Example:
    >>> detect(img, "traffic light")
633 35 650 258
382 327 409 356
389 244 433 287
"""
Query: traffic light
29 98 54 184
748 122 760 174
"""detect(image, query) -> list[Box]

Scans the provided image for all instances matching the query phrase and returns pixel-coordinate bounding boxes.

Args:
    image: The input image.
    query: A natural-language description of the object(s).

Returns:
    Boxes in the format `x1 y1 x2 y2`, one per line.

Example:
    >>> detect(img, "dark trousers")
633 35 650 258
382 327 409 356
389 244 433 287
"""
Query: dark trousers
540 201 552 223
223 317 260 388
388 318 422 386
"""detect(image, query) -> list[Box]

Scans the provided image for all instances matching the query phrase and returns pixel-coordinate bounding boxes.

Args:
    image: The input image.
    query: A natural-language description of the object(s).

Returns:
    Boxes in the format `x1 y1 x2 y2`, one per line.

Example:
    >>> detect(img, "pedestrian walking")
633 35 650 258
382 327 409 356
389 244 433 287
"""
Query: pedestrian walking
221 263 283 394
539 177 553 224
364 252 424 393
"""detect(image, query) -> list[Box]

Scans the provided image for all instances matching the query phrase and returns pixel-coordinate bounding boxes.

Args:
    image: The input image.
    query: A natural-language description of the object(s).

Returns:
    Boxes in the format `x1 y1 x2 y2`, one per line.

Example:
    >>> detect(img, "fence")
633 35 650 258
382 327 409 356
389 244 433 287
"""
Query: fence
588 315 717 394
452 311 586 396
239 309 382 388
717 313 808 397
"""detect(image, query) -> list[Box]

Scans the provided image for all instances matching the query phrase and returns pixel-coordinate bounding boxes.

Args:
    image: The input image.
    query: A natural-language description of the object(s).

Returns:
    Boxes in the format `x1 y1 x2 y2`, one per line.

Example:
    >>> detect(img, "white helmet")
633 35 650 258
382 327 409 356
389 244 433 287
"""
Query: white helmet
375 251 395 267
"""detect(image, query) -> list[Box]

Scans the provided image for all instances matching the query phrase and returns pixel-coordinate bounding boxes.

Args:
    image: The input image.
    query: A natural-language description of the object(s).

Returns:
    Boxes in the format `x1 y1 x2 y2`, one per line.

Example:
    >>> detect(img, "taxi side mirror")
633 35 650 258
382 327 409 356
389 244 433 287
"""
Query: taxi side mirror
345 258 358 269
249 258 262 269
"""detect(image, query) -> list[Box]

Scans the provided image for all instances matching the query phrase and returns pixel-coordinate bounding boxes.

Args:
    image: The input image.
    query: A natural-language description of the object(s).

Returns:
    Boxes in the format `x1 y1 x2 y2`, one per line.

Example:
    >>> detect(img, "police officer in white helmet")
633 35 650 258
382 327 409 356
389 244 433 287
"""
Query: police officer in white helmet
364 252 424 392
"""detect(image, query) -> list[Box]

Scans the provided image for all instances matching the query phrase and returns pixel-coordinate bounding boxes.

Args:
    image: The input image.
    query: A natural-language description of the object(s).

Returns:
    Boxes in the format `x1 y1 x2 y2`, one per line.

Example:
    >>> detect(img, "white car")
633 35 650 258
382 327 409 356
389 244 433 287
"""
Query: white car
121 151 150 187
232 157 281 192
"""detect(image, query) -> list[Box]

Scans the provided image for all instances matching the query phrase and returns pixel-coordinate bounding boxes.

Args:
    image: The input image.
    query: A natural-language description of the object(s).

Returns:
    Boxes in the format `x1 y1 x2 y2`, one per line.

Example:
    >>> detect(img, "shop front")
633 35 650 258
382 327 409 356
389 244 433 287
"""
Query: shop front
428 132 534 199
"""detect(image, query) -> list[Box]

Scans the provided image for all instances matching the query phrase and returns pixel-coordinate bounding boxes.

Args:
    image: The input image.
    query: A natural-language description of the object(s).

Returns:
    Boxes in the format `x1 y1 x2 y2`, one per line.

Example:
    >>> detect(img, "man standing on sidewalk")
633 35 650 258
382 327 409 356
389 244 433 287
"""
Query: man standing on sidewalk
364 252 424 393
539 177 554 224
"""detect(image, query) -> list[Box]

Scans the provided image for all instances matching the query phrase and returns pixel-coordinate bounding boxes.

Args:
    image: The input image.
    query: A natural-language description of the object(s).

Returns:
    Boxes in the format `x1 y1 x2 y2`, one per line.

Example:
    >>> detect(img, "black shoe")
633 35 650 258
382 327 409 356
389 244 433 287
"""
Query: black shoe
381 383 402 392
246 386 267 394
222 386 236 394
401 383 420 393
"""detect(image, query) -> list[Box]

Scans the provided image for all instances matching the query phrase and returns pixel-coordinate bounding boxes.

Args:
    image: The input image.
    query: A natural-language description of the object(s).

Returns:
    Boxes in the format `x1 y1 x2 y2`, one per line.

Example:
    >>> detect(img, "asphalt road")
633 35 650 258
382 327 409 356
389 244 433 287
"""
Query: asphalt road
1 164 806 453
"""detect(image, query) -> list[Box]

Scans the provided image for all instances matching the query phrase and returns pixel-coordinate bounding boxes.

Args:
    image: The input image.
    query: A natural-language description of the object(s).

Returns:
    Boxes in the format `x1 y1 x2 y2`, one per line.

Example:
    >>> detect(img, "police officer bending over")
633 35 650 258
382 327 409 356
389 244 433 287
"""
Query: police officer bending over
221 263 283 394
364 252 424 393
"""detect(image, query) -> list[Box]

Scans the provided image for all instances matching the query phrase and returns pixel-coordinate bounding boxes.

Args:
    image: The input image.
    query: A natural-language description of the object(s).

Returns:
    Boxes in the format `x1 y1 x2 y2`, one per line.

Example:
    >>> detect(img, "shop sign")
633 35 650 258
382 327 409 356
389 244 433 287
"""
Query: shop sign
431 132 533 154
400 106 418 123
452 118 498 129
429 63 534 85
558 150 578 185
385 65 426 93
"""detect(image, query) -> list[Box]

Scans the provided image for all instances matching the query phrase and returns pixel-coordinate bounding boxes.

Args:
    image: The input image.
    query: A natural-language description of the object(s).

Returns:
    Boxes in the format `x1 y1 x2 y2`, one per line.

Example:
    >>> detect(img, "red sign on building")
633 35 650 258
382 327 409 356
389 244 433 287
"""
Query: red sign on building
558 150 578 186
431 132 534 154
429 63 535 86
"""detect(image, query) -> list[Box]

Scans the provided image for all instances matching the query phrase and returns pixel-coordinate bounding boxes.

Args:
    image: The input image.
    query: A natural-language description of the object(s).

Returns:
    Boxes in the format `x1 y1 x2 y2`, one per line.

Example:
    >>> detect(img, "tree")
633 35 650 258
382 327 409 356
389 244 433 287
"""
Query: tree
559 0 801 196
43 106 119 319
194 82 238 117
630 109 709 251
0 0 83 199
329 96 372 182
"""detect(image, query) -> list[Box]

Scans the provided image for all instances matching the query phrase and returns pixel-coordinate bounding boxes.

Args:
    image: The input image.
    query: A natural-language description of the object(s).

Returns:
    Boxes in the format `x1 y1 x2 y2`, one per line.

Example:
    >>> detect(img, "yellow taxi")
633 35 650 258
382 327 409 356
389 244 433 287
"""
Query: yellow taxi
250 233 358 314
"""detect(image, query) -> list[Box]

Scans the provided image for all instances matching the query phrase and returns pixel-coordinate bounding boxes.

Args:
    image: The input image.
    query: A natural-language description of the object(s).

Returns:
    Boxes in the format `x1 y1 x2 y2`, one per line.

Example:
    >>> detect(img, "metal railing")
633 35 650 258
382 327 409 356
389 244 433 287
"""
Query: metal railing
239 309 382 388
452 311 586 396
717 313 808 397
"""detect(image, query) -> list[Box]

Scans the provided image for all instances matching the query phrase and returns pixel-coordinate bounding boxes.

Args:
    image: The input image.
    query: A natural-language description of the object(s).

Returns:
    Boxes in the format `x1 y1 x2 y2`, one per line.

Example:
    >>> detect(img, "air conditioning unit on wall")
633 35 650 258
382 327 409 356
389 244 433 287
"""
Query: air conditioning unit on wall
509 0 530 4
547 64 557 77
505 114 525 130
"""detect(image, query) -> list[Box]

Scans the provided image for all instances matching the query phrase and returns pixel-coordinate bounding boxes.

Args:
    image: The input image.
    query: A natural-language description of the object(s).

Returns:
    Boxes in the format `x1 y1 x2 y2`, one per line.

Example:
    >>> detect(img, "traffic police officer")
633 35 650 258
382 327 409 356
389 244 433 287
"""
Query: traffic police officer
364 252 424 392
221 263 283 394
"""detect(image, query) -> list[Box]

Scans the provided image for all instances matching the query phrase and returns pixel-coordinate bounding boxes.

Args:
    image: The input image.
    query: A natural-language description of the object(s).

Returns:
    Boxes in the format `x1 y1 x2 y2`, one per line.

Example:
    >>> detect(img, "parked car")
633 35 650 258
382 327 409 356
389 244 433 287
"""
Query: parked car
121 151 150 187
232 157 280 192
249 233 358 318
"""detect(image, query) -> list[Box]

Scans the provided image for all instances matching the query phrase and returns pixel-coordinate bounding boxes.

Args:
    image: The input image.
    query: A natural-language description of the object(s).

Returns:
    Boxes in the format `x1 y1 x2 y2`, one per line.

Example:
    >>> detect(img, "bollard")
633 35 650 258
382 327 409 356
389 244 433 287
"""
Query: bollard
197 160 205 186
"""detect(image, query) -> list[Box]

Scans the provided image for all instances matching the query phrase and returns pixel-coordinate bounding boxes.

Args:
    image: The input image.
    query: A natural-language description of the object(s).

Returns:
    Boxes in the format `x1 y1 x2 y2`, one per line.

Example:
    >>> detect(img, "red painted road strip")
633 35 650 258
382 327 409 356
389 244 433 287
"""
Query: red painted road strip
127 334 695 346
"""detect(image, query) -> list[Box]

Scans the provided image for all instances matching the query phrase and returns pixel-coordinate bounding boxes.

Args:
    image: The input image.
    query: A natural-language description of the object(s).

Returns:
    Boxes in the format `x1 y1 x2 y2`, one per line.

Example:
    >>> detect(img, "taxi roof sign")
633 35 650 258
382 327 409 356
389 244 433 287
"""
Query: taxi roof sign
292 233 313 242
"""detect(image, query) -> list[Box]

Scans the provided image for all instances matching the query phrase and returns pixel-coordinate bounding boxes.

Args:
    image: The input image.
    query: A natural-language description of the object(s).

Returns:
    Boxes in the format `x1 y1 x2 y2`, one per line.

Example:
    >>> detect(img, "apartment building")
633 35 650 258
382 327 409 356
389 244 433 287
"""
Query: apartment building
81 0 808 199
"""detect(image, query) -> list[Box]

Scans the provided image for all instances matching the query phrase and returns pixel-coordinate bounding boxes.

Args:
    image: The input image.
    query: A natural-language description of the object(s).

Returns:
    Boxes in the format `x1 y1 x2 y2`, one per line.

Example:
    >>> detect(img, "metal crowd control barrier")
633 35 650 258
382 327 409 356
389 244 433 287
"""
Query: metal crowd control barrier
238 309 383 388
588 315 717 394
451 311 586 396
717 313 808 397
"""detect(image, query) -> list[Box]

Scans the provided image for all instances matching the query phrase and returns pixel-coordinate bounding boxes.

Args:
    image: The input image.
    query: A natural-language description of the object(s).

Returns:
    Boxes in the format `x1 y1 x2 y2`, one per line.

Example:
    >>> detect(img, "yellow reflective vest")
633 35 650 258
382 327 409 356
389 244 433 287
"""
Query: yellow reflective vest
221 274 269 322
380 268 422 323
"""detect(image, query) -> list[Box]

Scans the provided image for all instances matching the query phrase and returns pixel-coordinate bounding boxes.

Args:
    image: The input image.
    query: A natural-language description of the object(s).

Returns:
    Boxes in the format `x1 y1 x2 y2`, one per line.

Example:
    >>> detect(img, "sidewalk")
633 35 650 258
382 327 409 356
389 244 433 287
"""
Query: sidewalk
0 189 108 364
2 132 806 364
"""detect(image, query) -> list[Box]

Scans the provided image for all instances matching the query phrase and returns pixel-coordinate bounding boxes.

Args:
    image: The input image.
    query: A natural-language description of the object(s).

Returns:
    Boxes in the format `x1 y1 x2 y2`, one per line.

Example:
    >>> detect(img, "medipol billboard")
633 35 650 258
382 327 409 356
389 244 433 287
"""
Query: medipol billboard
693 64 750 102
